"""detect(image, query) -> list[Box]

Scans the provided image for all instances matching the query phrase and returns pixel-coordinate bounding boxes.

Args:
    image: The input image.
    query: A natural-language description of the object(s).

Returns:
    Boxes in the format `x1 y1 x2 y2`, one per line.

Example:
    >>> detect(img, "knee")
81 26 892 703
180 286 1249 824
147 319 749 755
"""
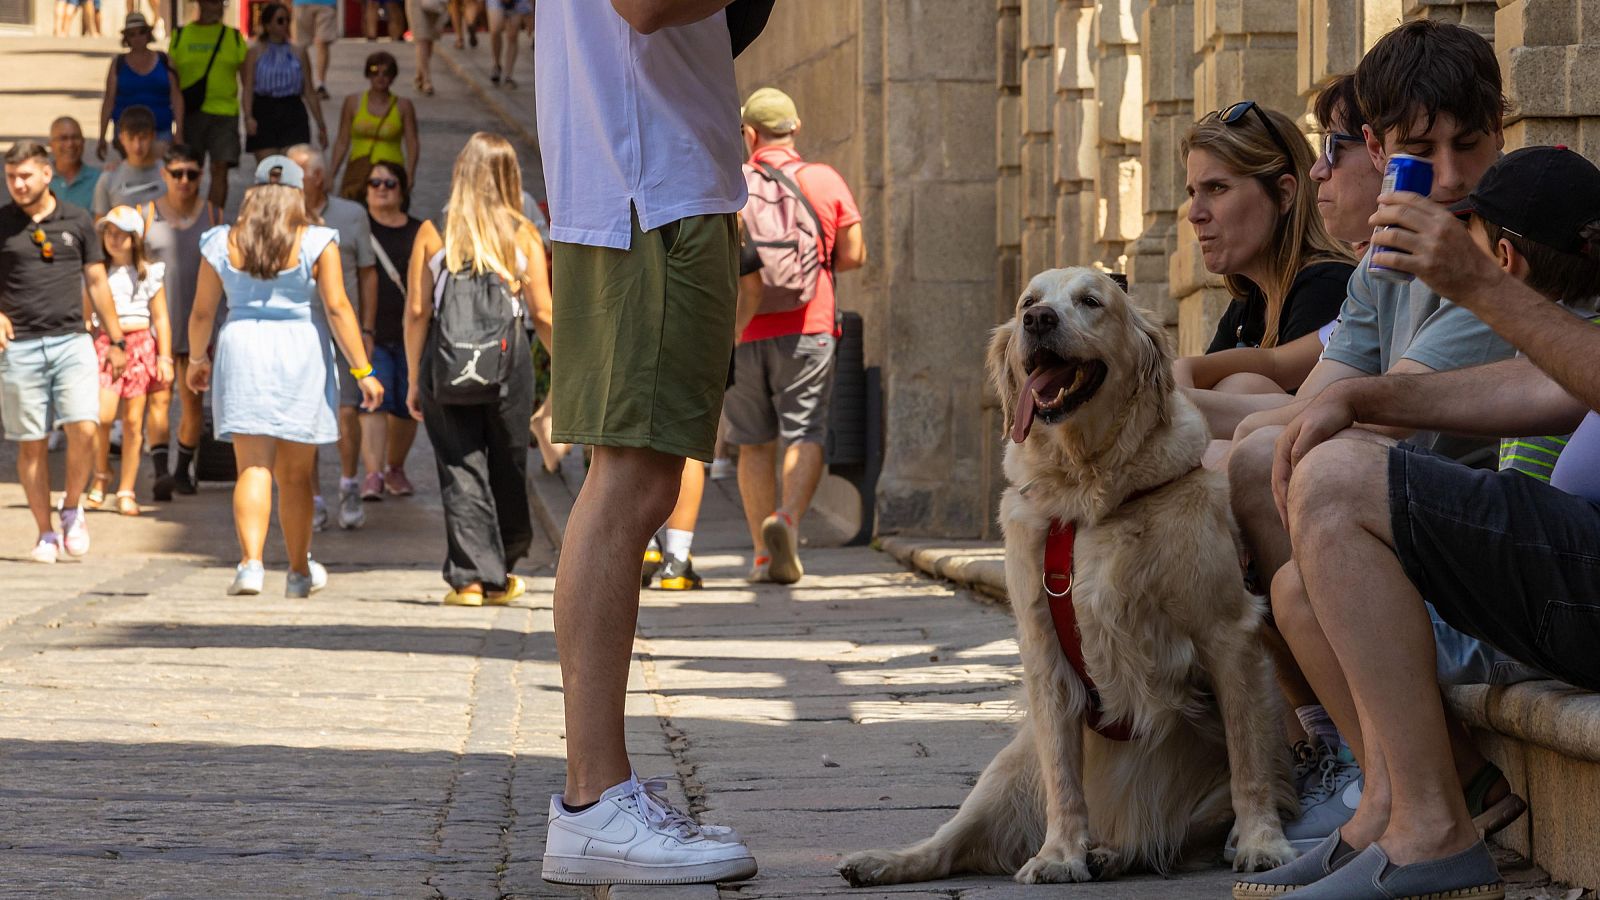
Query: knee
1285 440 1386 542
1268 562 1313 635
1227 425 1283 512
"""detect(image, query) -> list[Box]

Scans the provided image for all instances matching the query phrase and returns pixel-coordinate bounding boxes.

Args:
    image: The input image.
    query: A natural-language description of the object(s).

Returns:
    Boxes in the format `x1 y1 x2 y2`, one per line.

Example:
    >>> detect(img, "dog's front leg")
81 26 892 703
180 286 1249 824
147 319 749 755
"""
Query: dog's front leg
1004 534 1099 884
1203 615 1296 872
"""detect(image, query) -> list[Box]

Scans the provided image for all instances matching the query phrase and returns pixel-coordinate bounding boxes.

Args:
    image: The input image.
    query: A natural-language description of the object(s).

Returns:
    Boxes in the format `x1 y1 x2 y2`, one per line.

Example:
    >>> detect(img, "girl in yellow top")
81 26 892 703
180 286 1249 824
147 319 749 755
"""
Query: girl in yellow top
329 51 419 201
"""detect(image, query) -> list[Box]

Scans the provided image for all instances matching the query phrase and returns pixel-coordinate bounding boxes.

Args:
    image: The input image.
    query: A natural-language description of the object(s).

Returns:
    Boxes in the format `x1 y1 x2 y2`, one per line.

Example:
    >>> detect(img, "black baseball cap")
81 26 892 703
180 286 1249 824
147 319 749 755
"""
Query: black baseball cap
1451 146 1600 256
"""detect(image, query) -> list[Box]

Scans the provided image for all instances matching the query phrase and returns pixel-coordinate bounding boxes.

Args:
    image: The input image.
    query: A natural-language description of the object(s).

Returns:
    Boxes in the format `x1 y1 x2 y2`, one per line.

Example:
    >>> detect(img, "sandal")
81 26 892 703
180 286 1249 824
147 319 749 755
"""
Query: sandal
414 73 434 96
485 574 525 606
115 490 141 517
443 588 484 607
490 66 501 85
85 472 113 509
1465 762 1527 838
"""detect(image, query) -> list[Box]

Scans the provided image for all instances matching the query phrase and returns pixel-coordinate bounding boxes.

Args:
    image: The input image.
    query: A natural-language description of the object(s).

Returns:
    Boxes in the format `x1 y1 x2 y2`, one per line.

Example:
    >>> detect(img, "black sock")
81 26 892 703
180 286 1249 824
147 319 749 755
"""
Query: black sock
562 799 599 814
176 442 196 477
150 444 170 478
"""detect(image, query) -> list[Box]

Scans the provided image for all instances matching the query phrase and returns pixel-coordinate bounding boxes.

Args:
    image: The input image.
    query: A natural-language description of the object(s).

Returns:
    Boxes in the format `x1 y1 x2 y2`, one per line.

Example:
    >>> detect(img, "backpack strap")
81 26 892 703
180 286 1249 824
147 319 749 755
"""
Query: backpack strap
756 161 831 271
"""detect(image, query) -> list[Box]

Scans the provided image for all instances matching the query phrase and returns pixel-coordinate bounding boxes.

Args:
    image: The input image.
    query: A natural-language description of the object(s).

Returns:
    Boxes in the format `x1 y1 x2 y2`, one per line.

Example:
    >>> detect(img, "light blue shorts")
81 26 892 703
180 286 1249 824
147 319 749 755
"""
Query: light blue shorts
1429 602 1546 686
0 333 100 442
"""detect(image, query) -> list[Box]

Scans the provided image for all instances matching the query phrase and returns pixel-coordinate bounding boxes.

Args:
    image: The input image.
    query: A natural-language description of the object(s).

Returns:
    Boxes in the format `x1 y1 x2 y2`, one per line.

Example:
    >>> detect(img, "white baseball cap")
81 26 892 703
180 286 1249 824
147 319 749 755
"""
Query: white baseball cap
99 205 145 237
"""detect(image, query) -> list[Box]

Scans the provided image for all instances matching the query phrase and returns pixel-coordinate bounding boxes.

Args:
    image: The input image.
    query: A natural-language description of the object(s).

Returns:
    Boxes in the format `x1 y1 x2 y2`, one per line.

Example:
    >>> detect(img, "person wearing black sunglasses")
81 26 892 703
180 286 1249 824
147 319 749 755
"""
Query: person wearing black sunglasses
1175 100 1355 416
1308 73 1384 249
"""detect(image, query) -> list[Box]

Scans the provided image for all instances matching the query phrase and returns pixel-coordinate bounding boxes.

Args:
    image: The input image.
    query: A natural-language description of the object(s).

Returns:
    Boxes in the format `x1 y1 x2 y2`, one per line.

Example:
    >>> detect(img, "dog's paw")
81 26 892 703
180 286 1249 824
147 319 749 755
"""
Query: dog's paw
1230 831 1296 873
1086 844 1125 879
1014 847 1096 884
838 849 910 887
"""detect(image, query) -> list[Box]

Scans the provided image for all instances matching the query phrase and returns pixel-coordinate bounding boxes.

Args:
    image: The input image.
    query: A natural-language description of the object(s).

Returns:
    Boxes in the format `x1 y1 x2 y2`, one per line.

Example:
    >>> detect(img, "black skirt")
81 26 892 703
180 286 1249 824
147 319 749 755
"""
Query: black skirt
246 93 310 153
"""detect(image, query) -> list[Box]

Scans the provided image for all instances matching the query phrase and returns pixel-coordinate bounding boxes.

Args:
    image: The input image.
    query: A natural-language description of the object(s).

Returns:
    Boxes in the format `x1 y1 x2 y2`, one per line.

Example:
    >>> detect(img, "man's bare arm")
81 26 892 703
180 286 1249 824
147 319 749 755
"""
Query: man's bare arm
610 0 731 33
1335 356 1586 438
833 222 866 272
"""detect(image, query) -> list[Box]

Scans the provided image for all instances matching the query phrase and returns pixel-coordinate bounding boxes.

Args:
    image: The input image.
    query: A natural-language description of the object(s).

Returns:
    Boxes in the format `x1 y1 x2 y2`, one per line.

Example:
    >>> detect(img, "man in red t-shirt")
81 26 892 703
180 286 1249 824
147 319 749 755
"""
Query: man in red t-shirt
725 88 866 585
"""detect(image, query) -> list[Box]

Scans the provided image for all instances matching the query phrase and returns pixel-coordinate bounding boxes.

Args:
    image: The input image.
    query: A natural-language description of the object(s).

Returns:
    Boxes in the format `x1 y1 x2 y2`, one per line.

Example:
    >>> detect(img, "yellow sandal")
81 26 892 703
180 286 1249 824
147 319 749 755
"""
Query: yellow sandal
485 574 525 606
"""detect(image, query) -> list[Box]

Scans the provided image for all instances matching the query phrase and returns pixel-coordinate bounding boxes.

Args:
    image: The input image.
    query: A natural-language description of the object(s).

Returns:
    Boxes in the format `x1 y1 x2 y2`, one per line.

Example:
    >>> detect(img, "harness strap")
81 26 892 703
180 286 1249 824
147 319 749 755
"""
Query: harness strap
1043 520 1134 742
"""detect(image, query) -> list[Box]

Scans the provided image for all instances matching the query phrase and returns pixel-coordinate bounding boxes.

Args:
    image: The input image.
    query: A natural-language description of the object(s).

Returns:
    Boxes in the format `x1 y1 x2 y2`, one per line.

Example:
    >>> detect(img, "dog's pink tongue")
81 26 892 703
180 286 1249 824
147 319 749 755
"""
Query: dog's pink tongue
1011 387 1036 444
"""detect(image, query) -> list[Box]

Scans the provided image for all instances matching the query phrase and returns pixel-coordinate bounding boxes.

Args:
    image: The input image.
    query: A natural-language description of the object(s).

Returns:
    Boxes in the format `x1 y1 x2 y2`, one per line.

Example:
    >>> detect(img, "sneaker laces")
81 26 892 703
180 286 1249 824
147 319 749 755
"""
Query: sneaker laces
626 777 739 844
1300 744 1358 805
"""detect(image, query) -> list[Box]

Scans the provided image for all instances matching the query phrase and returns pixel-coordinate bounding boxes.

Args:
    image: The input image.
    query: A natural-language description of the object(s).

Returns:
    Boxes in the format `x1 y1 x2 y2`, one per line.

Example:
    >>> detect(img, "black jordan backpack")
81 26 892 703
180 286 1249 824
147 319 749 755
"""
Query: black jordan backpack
427 262 522 406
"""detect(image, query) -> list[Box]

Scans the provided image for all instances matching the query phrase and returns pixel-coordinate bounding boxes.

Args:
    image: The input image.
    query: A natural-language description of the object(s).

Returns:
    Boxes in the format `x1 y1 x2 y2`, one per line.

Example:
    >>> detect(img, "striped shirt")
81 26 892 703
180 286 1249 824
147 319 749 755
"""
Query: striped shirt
1498 307 1600 482
254 41 303 99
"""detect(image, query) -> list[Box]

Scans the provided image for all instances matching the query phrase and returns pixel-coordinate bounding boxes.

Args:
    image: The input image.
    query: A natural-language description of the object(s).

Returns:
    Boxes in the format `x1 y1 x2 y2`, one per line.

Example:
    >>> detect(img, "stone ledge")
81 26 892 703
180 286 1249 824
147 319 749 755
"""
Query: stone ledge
878 536 1009 602
1446 681 1600 766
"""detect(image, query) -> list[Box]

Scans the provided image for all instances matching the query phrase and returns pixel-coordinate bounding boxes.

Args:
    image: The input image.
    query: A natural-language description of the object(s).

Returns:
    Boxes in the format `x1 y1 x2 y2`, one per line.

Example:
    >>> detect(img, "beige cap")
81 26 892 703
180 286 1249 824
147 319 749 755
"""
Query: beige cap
99 205 145 237
741 87 799 136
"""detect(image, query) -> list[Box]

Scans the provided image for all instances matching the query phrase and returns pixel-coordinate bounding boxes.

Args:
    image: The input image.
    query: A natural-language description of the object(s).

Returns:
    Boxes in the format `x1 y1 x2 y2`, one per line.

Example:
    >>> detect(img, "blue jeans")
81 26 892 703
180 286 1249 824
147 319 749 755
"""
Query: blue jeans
0 333 99 441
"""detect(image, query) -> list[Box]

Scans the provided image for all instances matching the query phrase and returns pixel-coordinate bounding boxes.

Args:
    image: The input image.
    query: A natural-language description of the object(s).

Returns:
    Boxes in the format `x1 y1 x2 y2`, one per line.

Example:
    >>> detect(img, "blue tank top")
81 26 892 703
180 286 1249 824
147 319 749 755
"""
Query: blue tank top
253 41 304 99
113 53 175 134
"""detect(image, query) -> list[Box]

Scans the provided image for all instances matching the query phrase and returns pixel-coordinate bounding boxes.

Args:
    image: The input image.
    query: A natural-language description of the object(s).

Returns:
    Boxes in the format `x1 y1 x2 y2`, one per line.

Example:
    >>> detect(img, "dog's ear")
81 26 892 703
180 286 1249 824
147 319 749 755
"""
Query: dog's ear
1131 303 1175 407
987 320 1020 439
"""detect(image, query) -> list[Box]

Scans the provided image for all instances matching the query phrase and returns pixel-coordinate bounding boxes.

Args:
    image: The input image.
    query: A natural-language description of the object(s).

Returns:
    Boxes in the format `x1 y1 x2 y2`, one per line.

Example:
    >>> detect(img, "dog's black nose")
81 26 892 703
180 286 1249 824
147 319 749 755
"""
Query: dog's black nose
1023 305 1058 336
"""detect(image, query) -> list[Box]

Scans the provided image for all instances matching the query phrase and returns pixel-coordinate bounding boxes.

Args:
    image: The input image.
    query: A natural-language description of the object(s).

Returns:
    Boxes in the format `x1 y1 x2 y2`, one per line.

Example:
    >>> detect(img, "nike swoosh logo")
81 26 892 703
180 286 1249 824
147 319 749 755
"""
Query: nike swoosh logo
560 810 638 844
1343 780 1363 810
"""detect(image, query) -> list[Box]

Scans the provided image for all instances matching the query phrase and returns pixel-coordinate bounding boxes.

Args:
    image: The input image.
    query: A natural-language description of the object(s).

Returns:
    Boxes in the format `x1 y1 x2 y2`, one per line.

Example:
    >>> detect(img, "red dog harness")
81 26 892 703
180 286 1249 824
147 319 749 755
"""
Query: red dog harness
1043 519 1135 741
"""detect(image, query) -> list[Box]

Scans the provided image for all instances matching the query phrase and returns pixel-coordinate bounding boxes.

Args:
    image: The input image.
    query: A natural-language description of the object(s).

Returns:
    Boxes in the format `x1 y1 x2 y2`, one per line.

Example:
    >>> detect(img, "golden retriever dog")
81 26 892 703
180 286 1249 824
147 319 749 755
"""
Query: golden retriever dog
839 268 1296 886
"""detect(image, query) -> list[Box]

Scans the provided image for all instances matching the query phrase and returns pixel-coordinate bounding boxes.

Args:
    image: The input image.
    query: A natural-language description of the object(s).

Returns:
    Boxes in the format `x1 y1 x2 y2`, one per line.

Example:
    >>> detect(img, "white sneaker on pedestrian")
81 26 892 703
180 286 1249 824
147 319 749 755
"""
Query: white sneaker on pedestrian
542 774 756 886
285 558 328 598
709 457 736 480
228 561 265 595
30 535 60 564
312 495 330 532
59 506 90 558
338 487 366 530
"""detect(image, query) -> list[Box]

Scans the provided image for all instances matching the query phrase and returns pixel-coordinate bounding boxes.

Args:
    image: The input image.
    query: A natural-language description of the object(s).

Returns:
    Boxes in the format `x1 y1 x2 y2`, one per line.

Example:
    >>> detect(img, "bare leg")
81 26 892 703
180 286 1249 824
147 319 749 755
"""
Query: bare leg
116 394 147 497
665 456 704 533
386 1 406 38
92 388 118 497
231 434 277 565
385 415 417 468
61 419 98 510
1214 372 1286 395
364 0 379 39
555 445 682 803
313 40 330 87
16 440 54 537
176 357 204 448
1288 439 1479 865
736 441 777 552
414 37 434 89
207 160 229 210
359 412 387 476
146 384 172 454
779 440 825 519
274 439 317 575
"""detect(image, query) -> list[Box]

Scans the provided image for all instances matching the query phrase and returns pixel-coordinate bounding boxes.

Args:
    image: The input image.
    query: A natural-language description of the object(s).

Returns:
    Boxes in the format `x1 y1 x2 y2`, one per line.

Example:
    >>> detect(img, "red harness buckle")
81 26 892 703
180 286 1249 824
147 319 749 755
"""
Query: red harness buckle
1044 519 1134 742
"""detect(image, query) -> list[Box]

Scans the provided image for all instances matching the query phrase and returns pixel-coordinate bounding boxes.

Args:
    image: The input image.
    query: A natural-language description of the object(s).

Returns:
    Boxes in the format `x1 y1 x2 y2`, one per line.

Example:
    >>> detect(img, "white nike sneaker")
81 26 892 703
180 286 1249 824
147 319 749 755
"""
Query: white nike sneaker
542 774 756 886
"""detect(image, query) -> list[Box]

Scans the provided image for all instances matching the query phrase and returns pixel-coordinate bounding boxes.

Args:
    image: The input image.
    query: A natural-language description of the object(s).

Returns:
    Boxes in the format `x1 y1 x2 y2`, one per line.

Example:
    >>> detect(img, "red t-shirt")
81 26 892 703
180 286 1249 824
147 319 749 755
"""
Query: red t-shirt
740 146 862 343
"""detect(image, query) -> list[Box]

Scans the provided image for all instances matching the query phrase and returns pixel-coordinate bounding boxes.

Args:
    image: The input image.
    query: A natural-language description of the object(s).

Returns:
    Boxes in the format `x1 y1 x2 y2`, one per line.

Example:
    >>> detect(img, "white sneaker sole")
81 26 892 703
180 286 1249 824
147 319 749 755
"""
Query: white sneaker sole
541 854 756 886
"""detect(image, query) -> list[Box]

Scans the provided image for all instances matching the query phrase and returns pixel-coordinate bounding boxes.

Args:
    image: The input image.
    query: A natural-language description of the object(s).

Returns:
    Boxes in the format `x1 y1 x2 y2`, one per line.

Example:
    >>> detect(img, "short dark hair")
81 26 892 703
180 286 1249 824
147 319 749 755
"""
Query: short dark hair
365 50 399 79
117 105 157 136
1355 20 1506 144
163 143 203 166
4 141 50 167
1313 73 1367 135
367 160 411 213
1476 215 1600 306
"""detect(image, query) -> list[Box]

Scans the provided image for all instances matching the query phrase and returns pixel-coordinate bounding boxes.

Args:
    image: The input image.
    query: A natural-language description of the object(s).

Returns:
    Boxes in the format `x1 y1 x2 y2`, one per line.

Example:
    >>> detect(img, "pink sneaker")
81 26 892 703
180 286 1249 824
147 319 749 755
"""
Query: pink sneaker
383 466 415 497
360 472 385 501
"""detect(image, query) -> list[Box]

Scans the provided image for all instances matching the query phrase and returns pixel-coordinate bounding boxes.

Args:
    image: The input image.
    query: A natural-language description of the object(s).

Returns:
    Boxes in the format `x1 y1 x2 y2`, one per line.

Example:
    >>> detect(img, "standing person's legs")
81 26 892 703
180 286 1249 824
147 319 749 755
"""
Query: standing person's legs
385 0 406 39
173 355 204 490
146 380 173 491
484 345 535 582
114 393 148 512
420 396 497 598
386 415 417 468
188 113 240 210
485 0 504 78
404 0 436 91
273 439 318 575
364 0 379 39
231 434 278 565
15 440 53 538
331 368 366 527
91 386 119 503
49 333 104 553
359 410 388 482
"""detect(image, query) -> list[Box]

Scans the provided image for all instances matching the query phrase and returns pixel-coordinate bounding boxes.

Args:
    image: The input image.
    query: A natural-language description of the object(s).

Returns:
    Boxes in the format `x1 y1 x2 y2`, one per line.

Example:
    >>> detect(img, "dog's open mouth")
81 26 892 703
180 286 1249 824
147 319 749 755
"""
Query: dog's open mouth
1010 349 1108 443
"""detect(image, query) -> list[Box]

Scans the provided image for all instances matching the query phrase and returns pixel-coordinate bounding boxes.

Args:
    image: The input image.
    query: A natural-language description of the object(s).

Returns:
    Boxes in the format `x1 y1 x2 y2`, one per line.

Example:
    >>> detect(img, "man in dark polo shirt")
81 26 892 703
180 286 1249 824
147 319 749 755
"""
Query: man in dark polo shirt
1 141 128 564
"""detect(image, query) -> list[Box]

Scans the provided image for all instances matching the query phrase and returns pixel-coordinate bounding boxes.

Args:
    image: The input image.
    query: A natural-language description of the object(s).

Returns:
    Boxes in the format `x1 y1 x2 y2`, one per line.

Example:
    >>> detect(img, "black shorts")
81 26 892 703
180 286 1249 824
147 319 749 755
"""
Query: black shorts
1389 443 1600 690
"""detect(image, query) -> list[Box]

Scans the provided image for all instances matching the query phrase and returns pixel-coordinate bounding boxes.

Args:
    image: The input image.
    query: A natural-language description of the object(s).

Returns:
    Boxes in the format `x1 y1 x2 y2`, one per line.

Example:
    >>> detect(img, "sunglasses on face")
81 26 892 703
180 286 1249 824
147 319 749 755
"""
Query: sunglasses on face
1213 100 1297 174
30 227 53 261
166 167 202 181
367 177 398 189
1321 131 1364 168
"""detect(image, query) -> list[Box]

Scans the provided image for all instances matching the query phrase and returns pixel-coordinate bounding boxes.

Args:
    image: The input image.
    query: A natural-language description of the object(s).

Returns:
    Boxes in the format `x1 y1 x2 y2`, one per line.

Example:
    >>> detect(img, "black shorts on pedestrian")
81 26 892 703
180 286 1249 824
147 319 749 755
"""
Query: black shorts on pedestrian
185 111 242 168
1388 443 1600 690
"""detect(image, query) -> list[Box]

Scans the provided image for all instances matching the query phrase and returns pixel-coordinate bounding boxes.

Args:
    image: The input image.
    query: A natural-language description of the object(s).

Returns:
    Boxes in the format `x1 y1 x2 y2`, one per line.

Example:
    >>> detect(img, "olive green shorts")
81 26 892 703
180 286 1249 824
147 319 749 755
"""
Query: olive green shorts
551 211 738 462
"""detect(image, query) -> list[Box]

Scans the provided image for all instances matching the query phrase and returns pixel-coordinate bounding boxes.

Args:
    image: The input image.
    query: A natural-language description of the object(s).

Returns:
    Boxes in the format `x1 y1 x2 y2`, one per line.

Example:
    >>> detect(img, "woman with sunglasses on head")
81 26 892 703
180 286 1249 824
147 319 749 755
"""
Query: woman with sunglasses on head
356 161 424 500
97 13 181 162
1175 100 1356 418
242 2 328 165
140 143 223 501
186 155 382 598
329 51 419 202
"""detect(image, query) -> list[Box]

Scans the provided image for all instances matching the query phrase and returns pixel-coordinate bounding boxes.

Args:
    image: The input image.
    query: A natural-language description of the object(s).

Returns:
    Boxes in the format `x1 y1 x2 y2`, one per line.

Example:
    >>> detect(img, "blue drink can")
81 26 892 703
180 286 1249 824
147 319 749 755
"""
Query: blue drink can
1371 153 1434 283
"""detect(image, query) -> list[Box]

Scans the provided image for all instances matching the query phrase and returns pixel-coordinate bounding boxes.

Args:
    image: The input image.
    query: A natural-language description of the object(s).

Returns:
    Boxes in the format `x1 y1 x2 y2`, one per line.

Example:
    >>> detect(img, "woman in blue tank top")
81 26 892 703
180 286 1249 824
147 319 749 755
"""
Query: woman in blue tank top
97 13 181 161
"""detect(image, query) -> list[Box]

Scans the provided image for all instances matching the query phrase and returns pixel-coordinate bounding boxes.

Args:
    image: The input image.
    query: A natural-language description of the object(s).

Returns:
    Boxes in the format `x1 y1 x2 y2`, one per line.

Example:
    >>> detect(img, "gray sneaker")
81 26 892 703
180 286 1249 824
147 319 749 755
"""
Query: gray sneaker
338 487 366 530
312 496 330 533
286 559 328 599
1276 840 1502 899
228 561 265 596
1233 831 1358 899
1284 744 1362 853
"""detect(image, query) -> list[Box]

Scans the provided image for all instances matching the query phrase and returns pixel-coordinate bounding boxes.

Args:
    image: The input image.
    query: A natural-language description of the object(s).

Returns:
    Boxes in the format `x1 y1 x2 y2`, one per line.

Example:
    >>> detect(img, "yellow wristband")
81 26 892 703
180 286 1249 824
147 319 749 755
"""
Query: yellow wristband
349 364 374 379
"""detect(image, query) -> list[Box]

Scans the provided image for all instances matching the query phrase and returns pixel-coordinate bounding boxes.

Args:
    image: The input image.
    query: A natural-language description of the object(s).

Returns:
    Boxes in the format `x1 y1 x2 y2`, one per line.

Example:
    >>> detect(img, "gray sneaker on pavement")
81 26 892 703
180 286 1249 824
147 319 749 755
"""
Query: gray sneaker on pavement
285 559 328 599
312 496 330 532
1233 831 1358 899
1276 840 1503 899
338 487 366 530
1284 744 1362 853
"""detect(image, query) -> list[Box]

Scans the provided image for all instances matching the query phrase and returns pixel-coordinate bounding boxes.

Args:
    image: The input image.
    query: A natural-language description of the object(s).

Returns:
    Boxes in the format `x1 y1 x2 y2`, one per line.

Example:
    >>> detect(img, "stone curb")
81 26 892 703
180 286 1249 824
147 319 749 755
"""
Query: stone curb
878 536 1010 603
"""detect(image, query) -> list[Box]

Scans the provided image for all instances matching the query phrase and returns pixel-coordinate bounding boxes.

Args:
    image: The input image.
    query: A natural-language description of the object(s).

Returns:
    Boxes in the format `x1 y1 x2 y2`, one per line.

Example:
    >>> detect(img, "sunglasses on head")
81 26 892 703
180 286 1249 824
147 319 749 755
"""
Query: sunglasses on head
30 227 54 261
1213 100 1297 173
166 167 202 181
367 177 398 190
1320 131 1364 168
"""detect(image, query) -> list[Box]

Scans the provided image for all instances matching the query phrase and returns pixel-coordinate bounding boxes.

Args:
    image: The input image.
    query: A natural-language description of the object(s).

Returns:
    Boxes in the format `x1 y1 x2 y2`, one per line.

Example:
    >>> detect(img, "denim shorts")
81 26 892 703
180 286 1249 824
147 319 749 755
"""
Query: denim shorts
1390 443 1600 691
0 333 100 441
369 342 410 419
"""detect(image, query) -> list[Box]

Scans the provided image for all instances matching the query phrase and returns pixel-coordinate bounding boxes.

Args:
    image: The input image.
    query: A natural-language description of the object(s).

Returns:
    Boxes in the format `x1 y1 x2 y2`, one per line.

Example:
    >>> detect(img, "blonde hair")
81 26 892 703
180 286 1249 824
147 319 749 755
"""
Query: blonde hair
98 219 149 281
443 132 529 287
231 183 310 279
1182 105 1355 348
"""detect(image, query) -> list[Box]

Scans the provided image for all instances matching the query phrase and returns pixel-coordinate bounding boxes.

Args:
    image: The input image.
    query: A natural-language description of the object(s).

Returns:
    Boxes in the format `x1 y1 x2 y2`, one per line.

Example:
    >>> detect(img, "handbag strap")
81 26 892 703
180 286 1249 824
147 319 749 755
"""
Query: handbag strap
370 233 406 295
179 25 229 91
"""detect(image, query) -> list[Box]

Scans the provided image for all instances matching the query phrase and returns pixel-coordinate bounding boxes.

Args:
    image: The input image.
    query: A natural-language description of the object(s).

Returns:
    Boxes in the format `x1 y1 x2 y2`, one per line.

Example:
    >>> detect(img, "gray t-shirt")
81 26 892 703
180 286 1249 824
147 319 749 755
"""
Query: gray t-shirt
92 162 166 216
316 195 376 306
1321 247 1514 451
143 200 219 355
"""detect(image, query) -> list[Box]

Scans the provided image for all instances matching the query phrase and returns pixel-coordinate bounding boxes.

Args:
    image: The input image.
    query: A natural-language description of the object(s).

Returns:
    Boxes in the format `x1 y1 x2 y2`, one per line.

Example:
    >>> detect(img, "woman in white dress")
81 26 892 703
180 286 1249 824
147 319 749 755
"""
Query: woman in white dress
186 155 382 598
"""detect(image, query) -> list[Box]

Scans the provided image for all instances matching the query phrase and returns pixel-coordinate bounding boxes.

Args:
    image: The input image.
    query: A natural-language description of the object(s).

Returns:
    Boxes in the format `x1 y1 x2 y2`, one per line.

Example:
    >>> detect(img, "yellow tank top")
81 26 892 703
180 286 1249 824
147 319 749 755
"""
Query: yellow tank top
350 91 405 165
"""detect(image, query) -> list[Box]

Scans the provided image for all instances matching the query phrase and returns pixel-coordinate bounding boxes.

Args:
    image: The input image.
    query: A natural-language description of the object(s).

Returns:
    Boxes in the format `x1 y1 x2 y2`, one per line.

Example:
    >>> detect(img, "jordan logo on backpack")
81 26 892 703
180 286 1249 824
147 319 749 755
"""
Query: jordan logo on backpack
429 260 521 405
451 346 491 387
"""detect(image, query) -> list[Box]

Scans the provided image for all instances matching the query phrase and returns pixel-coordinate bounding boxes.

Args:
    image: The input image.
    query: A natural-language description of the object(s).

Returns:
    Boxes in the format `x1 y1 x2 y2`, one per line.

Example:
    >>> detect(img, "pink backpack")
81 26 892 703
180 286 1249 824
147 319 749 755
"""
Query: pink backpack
742 160 831 315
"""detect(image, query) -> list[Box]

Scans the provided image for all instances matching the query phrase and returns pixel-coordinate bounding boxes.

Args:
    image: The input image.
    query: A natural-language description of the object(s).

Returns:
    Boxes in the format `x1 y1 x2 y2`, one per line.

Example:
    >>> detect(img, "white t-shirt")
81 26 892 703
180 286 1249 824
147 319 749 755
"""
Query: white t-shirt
533 0 746 249
107 261 166 320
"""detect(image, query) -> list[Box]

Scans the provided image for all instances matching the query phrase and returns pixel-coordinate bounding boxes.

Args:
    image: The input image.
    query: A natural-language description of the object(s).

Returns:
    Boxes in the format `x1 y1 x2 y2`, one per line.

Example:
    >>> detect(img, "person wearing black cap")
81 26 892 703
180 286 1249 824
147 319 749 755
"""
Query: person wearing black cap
1254 145 1600 900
